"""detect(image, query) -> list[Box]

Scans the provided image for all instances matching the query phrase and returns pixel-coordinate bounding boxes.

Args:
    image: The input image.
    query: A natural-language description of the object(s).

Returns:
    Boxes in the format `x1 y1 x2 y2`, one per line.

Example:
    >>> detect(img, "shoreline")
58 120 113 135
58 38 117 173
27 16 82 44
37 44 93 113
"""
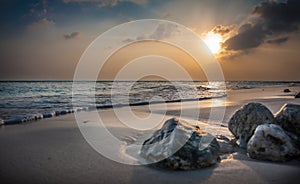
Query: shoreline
1 94 227 125
1 84 300 183
1 81 299 125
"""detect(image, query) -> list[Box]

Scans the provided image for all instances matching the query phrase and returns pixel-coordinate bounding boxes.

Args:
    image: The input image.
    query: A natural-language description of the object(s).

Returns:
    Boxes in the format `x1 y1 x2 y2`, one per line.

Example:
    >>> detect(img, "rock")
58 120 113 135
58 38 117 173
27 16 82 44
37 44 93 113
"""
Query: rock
20 115 33 122
4 117 23 125
275 103 300 148
216 135 238 155
283 89 291 93
295 92 300 98
55 111 61 116
140 118 220 170
228 103 275 148
33 113 43 120
0 119 4 126
60 110 68 115
247 124 299 161
43 112 56 118
275 103 300 134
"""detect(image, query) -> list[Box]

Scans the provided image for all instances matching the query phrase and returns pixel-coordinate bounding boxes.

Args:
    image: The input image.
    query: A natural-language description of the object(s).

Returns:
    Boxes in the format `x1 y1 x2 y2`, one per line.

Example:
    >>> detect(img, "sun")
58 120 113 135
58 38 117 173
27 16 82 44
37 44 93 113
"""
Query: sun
203 32 223 54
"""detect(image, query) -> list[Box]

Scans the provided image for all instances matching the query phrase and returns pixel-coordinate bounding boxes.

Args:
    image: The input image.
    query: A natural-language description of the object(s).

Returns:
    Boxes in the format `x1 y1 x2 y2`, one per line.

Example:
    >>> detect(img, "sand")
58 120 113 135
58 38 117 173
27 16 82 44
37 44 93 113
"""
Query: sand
1 85 300 184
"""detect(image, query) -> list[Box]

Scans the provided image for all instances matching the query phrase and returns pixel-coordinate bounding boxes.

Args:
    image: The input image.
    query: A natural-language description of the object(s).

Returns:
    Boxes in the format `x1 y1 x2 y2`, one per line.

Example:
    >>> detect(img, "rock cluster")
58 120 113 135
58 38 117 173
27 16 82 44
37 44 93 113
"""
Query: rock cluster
140 118 220 170
2 107 89 125
228 103 275 148
140 102 300 170
228 102 300 161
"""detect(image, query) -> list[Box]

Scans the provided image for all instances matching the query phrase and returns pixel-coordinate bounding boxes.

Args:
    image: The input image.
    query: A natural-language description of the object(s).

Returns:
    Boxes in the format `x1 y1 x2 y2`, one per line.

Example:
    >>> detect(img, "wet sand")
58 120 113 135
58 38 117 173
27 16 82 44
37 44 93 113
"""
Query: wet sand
1 85 300 184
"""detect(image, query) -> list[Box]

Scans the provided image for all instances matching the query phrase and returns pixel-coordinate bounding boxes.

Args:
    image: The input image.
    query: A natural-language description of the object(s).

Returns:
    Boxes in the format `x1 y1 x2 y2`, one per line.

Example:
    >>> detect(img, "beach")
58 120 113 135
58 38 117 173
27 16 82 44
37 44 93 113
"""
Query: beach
1 84 300 184
1 0 300 183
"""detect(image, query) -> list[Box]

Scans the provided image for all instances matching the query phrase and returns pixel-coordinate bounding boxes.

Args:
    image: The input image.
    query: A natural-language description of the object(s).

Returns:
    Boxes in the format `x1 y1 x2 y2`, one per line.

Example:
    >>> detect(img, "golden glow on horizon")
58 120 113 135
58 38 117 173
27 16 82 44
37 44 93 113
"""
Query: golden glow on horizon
203 32 223 54
99 41 207 80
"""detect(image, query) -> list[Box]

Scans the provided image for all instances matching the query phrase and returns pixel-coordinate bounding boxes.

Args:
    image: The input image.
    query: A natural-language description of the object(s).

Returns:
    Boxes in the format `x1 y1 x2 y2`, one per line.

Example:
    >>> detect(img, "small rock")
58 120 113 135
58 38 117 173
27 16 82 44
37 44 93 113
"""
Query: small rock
228 103 275 148
275 103 300 148
216 135 238 155
0 119 4 126
4 117 23 125
295 92 300 98
43 112 56 118
21 115 32 122
33 113 43 120
60 110 68 115
283 89 291 93
247 124 299 162
55 111 61 116
69 108 75 113
140 118 220 170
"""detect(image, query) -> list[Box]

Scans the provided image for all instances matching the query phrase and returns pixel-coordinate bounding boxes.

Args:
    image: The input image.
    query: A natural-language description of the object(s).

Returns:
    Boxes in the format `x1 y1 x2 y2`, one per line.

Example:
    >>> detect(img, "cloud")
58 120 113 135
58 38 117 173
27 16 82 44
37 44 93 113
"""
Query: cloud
62 0 146 7
26 18 55 31
161 12 171 19
122 23 178 43
122 38 135 43
64 32 80 40
63 0 117 7
212 25 235 35
223 23 267 50
149 23 178 40
267 36 289 44
25 1 54 33
252 0 300 33
223 0 300 51
27 0 48 18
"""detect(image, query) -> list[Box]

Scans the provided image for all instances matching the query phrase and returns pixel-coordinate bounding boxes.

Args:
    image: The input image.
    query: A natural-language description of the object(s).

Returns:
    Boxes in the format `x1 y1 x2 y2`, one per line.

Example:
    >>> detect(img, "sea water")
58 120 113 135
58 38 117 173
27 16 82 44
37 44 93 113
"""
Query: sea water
0 81 298 123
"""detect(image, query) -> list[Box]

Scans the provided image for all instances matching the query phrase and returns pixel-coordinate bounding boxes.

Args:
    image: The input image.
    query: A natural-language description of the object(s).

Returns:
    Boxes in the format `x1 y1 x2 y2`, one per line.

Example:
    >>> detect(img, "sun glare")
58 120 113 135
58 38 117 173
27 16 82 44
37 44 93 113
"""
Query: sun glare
203 32 223 54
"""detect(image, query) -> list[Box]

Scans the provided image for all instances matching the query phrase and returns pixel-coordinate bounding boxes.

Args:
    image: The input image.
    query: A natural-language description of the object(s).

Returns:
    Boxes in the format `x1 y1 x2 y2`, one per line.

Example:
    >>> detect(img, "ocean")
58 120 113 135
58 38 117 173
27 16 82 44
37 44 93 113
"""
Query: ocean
0 81 298 123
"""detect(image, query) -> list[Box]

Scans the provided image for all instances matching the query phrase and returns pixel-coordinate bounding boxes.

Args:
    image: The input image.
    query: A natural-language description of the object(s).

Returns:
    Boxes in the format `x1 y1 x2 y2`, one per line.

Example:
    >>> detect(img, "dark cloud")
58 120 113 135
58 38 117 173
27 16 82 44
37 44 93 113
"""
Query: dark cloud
267 36 289 44
252 0 300 33
224 0 300 51
63 32 80 40
223 23 266 50
212 25 235 35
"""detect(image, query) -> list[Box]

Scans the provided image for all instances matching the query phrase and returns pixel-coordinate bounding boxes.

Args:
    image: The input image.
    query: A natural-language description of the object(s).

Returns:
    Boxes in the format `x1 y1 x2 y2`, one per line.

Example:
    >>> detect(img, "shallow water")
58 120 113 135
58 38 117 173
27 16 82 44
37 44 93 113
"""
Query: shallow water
0 81 298 122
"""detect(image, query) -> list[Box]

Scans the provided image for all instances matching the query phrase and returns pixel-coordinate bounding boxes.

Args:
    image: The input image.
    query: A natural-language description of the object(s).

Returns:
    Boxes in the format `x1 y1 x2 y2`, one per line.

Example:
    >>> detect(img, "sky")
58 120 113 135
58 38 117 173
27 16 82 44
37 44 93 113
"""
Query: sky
0 0 299 81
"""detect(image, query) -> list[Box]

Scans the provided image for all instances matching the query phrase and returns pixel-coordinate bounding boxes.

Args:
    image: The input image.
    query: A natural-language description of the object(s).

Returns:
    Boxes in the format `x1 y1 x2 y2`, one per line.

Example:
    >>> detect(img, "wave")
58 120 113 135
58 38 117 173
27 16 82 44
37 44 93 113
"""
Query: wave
1 94 227 126
7 80 296 125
